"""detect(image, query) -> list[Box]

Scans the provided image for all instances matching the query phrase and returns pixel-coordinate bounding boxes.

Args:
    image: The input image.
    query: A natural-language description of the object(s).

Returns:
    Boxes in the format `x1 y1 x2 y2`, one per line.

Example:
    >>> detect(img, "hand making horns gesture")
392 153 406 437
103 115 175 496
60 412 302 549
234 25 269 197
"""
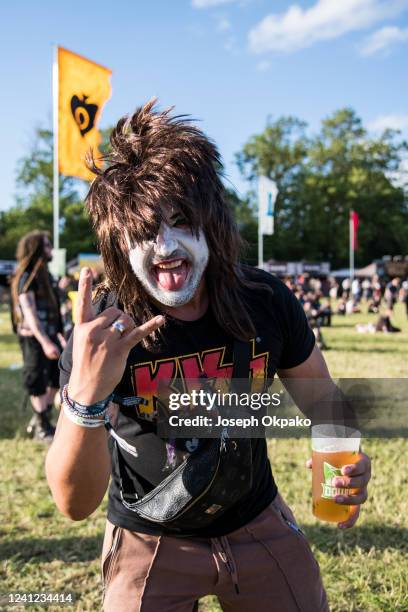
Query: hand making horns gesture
68 267 165 406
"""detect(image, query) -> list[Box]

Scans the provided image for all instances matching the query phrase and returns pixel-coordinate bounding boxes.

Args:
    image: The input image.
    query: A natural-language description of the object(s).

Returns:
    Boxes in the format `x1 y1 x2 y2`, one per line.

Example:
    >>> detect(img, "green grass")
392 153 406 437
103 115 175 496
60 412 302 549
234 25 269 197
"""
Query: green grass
0 304 407 611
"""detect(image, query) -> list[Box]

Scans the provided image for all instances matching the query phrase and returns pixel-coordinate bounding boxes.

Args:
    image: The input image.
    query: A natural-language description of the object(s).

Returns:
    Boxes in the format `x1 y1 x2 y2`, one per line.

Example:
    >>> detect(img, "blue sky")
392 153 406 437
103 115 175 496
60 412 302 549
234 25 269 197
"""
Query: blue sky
1 0 408 212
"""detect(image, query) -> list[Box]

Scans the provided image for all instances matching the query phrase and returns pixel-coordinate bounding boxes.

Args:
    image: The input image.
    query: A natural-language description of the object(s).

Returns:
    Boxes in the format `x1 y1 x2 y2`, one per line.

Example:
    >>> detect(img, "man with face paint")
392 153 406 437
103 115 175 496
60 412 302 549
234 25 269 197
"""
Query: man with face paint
46 100 371 612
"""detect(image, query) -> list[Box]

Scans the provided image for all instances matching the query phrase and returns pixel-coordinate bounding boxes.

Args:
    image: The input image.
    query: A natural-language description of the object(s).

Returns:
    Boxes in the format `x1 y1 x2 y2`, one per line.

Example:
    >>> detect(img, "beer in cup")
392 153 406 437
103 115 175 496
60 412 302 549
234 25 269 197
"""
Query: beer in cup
312 425 361 523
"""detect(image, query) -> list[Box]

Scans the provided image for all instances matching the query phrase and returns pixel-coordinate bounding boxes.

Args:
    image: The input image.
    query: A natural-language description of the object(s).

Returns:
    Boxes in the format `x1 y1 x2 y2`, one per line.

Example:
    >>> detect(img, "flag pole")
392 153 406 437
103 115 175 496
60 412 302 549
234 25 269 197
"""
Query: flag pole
258 217 263 269
349 211 354 284
258 179 263 269
52 45 59 250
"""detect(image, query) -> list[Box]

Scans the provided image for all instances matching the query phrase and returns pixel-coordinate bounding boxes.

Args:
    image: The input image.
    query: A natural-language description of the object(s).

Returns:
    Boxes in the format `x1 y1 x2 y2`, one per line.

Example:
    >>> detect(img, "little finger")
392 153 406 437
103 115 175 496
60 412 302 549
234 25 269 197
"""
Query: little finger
338 506 360 529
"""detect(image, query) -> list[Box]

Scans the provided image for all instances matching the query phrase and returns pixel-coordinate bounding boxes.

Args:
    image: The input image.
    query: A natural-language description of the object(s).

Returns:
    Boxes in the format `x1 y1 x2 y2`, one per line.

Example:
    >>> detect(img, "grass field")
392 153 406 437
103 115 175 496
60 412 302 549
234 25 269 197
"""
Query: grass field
0 303 407 611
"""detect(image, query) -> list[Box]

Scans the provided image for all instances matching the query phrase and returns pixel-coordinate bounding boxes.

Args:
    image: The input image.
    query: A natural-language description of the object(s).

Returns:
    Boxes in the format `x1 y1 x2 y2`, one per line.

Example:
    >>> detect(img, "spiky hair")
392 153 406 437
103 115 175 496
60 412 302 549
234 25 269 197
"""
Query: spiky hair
86 99 260 347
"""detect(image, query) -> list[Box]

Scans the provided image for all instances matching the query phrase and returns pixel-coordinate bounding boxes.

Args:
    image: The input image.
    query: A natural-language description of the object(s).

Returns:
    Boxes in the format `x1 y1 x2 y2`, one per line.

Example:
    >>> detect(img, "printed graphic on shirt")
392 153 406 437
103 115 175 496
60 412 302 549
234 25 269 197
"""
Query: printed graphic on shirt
131 339 269 421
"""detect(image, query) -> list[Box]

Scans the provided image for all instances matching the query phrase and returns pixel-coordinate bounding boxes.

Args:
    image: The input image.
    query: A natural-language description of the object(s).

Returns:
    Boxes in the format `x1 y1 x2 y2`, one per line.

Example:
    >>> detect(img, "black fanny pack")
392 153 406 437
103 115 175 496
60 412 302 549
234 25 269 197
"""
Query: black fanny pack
111 340 253 533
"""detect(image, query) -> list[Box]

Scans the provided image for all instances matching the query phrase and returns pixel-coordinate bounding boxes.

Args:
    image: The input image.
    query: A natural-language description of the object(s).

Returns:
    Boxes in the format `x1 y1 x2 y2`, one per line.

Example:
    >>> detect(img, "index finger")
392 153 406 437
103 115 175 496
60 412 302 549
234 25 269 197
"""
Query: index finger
125 315 165 348
341 453 370 477
76 267 95 324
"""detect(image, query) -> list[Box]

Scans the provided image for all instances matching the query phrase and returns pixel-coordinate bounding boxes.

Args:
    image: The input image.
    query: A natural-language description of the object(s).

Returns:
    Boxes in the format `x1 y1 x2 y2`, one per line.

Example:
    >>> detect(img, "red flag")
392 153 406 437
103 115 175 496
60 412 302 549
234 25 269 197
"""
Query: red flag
350 210 359 250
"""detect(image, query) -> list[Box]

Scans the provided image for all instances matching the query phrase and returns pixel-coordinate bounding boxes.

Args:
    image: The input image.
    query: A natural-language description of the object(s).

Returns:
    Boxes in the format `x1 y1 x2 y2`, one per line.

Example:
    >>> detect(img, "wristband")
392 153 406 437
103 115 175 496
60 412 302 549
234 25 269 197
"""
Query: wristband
61 384 150 429
62 400 106 420
62 384 113 416
61 384 110 429
62 402 106 428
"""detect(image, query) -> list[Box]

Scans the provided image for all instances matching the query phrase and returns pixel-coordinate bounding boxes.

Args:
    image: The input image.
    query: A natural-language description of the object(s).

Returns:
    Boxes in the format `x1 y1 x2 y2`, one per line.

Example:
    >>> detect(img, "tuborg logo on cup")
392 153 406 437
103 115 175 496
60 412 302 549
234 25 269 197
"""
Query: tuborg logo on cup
321 462 348 499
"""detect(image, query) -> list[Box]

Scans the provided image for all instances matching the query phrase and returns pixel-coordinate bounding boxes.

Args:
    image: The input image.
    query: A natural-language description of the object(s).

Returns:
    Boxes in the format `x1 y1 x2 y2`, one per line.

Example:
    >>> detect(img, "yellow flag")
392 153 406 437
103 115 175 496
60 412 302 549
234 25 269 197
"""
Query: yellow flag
58 47 112 181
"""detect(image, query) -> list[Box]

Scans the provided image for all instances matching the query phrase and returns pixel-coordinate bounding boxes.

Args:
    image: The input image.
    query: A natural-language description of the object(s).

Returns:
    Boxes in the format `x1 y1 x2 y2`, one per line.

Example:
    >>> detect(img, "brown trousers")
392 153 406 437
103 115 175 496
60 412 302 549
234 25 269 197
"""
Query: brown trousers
101 494 329 612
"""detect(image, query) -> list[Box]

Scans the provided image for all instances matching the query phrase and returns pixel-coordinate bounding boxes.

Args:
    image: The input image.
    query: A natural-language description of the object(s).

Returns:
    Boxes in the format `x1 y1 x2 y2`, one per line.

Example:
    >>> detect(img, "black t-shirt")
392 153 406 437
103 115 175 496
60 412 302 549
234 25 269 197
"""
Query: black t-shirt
17 271 62 337
59 268 315 537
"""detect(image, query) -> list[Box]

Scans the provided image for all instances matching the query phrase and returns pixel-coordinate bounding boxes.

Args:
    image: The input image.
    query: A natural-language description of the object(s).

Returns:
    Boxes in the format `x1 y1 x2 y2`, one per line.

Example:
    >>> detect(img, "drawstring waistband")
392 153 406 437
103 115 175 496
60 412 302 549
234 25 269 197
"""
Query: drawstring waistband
211 536 240 594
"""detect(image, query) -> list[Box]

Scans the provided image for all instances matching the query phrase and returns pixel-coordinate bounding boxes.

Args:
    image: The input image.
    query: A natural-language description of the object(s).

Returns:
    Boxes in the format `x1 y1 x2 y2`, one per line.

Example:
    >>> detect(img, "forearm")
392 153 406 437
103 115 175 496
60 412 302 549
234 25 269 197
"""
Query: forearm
25 312 48 343
19 293 48 343
45 410 111 520
278 347 359 430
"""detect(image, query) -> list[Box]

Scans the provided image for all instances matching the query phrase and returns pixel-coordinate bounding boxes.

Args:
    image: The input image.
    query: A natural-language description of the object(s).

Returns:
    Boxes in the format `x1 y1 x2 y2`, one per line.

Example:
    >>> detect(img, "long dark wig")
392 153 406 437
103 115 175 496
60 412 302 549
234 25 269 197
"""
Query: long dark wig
86 99 267 348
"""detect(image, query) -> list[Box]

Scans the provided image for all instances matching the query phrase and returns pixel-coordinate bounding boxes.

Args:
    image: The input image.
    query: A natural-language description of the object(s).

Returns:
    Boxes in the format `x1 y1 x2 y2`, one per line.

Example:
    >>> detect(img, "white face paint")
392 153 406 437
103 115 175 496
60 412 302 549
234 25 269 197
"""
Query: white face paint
127 221 209 307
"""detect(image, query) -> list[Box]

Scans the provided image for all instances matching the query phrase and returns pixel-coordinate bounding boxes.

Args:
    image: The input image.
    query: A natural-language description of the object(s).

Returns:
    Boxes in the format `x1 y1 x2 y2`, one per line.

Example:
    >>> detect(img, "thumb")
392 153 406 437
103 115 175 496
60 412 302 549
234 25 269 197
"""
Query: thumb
305 458 313 469
124 315 165 348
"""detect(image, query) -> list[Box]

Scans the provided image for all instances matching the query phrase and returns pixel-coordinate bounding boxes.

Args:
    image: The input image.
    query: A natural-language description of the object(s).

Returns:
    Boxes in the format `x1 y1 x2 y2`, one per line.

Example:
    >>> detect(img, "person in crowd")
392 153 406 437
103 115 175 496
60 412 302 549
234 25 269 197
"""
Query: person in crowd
310 277 322 294
303 301 328 350
317 298 332 327
337 297 347 316
319 277 330 298
401 279 408 319
58 275 76 339
357 309 401 334
329 278 339 300
11 231 64 442
367 295 381 314
375 310 401 333
351 278 361 304
385 277 400 311
346 297 361 315
361 278 372 301
341 277 351 299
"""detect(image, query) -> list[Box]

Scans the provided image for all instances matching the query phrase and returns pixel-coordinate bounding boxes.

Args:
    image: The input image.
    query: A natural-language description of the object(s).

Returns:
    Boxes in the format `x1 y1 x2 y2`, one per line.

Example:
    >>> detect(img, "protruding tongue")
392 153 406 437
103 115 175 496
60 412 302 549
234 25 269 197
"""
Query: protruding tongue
156 261 188 290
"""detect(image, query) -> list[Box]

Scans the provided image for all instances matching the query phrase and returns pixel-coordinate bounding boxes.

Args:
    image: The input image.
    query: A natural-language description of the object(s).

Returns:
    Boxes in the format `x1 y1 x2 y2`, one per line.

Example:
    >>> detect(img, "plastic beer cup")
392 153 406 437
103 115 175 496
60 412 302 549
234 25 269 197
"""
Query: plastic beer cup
312 425 361 523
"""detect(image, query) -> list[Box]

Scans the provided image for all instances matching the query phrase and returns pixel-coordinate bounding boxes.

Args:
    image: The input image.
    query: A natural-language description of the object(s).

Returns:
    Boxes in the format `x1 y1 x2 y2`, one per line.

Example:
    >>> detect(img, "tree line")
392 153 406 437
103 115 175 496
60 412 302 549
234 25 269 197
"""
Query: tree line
1 109 407 268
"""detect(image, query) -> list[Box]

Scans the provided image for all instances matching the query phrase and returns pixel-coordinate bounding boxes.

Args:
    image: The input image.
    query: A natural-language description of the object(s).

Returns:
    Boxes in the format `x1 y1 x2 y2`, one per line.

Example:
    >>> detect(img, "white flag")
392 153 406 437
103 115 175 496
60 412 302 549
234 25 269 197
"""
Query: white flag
258 176 278 235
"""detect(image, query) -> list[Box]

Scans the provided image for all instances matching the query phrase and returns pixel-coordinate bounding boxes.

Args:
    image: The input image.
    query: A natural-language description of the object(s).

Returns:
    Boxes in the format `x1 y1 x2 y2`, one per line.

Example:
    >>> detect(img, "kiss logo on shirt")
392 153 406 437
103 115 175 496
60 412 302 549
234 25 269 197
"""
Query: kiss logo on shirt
130 339 268 420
